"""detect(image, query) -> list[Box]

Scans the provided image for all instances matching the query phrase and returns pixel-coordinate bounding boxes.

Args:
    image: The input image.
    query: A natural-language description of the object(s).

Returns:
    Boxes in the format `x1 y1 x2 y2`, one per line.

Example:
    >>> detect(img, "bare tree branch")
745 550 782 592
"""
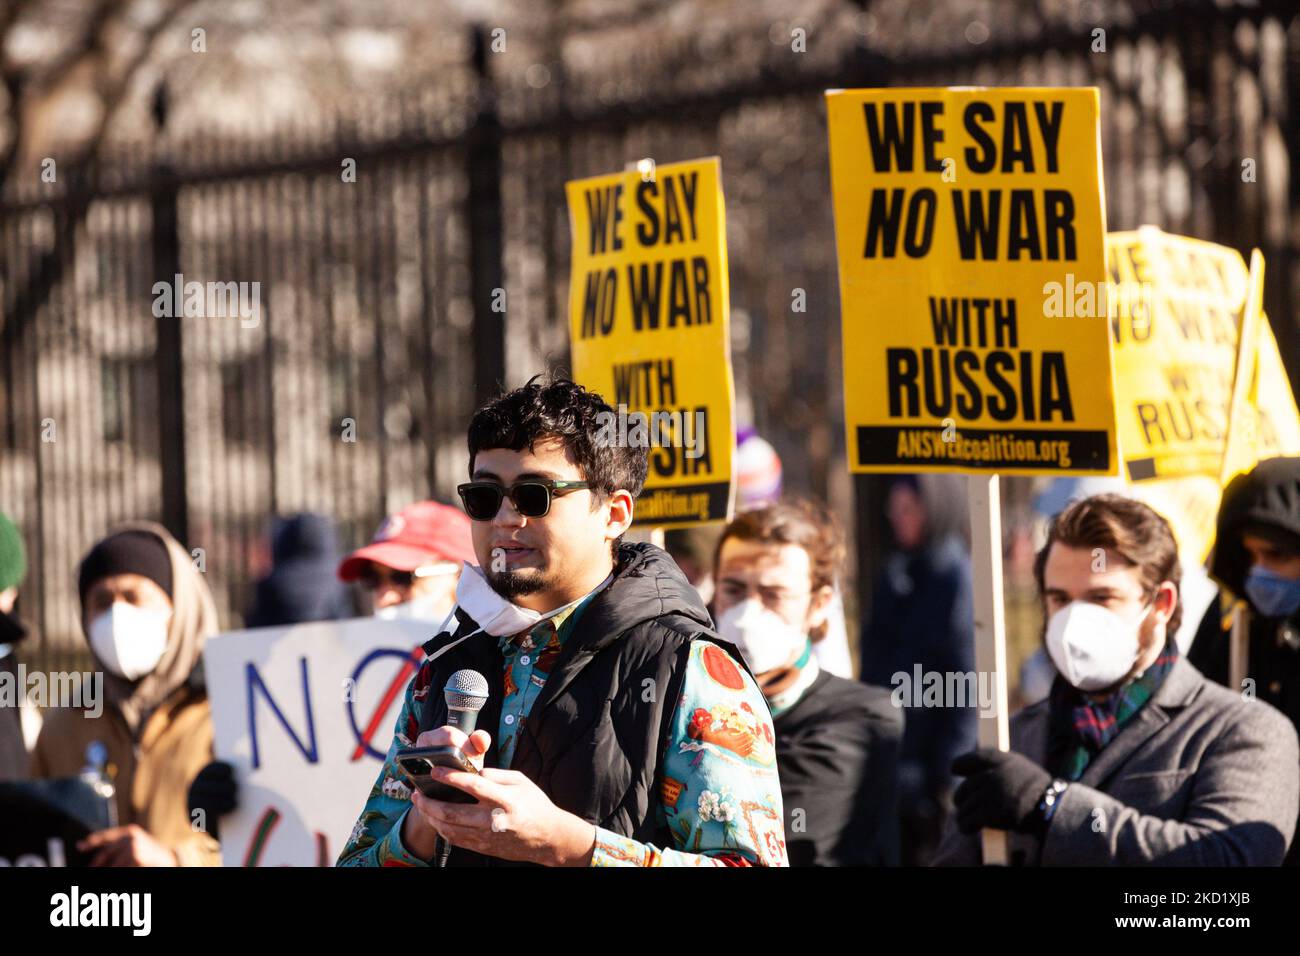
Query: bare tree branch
0 0 196 363
0 0 120 193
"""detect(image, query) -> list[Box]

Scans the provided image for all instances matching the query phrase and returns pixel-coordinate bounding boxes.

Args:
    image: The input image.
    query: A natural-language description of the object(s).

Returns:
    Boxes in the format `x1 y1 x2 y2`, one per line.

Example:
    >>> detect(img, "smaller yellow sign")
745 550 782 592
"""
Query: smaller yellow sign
1106 229 1300 484
566 157 735 527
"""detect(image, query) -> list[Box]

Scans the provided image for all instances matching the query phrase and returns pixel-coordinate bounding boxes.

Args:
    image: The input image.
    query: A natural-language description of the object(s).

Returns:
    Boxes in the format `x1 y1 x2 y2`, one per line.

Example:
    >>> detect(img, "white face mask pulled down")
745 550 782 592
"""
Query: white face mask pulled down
1045 599 1152 692
715 598 808 675
88 601 172 681
424 562 602 664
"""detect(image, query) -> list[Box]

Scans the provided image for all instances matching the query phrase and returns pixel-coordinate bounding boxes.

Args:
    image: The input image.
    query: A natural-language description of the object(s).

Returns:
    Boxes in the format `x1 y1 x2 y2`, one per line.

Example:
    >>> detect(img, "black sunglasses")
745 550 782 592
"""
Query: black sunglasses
457 479 591 521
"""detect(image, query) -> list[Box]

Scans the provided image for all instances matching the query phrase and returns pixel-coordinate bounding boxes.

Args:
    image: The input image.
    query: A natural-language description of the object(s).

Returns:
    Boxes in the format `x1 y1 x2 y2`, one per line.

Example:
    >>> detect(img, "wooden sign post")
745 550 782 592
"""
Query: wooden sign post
967 473 1012 864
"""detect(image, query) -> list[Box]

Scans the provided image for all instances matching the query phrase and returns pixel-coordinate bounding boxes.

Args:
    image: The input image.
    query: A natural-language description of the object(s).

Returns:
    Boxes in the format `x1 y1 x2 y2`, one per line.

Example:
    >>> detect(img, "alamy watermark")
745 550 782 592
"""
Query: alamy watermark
49 886 151 935
152 272 261 328
890 665 1001 718
1042 274 1154 322
0 664 103 719
594 403 706 459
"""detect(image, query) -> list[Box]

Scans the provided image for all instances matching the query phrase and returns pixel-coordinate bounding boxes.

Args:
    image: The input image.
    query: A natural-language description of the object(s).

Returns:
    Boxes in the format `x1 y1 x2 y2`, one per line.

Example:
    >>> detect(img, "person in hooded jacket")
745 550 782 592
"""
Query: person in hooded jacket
245 512 353 628
1189 456 1300 864
30 523 221 866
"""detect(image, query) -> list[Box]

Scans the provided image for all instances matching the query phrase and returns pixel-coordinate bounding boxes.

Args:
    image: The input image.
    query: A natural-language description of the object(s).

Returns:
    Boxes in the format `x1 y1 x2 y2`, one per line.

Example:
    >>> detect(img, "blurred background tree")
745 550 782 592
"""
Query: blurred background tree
1 0 1295 702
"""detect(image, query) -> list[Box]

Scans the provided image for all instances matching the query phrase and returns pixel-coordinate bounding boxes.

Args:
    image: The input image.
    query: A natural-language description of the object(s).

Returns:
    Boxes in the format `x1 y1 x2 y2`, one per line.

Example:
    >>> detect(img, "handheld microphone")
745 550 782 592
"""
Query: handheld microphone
444 669 490 735
435 669 489 869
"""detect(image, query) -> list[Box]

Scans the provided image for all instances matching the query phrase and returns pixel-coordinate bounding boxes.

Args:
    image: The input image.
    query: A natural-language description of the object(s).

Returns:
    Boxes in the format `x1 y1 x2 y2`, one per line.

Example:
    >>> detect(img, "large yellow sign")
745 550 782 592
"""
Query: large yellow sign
566 157 735 527
827 87 1115 475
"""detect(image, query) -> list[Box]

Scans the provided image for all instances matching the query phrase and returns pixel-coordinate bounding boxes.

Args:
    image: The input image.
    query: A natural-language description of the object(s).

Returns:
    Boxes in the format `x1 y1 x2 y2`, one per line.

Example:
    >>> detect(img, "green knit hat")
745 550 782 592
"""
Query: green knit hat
0 512 26 593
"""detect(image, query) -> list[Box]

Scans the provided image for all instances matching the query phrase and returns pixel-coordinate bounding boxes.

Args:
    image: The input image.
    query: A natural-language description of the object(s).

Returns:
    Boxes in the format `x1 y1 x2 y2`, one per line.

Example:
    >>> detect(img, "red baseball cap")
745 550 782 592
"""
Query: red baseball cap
337 500 476 582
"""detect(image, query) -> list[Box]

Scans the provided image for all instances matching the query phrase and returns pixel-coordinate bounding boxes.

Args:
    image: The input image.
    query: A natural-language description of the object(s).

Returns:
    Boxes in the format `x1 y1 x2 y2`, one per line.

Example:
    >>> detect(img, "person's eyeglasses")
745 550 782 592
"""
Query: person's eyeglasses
357 563 456 590
457 479 591 521
358 566 417 589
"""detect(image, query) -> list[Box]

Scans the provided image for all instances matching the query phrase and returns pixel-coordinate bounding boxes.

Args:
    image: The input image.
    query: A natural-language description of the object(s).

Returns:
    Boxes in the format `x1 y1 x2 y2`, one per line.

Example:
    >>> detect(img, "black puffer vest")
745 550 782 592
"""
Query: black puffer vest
415 541 750 866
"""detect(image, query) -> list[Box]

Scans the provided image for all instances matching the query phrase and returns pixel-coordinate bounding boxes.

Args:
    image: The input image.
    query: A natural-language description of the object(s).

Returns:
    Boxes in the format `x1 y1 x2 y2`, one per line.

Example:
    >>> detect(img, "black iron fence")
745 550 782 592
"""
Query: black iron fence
2 2 1298 676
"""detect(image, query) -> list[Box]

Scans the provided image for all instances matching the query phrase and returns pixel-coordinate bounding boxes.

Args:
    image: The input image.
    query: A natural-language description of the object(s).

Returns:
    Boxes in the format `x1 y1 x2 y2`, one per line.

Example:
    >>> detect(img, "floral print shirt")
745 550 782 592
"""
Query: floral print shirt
337 599 787 867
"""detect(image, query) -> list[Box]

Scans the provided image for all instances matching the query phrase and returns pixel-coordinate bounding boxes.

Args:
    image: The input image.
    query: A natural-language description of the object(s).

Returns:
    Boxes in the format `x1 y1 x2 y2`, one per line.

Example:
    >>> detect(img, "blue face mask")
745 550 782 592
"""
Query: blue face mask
1243 566 1300 620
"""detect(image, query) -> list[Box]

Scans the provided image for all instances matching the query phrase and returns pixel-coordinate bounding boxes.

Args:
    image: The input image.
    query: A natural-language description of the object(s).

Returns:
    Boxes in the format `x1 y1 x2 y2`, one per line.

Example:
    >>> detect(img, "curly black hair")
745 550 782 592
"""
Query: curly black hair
467 375 649 504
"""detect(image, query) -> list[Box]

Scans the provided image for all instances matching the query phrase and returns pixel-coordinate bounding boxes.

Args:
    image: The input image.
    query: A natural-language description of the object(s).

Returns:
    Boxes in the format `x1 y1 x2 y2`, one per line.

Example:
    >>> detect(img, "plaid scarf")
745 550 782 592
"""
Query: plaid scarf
1047 640 1179 781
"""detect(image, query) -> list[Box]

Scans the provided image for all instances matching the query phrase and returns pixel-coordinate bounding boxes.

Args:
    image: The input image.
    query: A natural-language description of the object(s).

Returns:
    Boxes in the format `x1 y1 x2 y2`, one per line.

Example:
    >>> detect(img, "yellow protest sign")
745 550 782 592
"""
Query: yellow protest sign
566 157 735 528
1106 228 1299 484
1104 232 1300 560
827 88 1115 475
1218 251 1300 486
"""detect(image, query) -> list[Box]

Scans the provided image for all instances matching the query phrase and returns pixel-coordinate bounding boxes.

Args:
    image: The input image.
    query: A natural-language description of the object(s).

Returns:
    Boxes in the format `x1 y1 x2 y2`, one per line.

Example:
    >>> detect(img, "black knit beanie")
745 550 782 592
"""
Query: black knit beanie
78 530 173 605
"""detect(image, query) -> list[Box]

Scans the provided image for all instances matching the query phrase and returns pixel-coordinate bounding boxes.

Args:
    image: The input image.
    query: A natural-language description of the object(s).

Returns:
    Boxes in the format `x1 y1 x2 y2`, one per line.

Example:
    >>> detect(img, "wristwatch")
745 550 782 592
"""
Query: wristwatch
1033 778 1070 835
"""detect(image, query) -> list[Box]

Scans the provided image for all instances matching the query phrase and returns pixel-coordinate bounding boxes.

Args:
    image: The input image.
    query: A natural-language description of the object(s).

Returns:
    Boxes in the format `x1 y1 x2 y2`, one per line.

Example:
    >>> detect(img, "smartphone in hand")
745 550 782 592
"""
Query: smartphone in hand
396 745 480 804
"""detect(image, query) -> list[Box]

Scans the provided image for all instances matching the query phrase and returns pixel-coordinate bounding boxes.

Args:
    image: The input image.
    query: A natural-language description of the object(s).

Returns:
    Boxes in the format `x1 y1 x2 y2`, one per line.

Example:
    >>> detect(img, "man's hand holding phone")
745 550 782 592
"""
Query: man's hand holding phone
401 725 596 867
398 726 489 860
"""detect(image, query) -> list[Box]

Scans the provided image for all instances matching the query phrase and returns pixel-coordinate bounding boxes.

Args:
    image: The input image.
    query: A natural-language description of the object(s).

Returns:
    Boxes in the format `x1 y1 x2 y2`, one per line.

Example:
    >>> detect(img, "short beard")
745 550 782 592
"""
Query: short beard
486 568 548 600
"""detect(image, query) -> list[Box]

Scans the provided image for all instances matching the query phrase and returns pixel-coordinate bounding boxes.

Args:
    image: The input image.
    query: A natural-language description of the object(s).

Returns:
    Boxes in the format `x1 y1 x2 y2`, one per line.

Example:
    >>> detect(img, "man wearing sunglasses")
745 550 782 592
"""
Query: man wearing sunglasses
338 376 788 867
337 500 476 622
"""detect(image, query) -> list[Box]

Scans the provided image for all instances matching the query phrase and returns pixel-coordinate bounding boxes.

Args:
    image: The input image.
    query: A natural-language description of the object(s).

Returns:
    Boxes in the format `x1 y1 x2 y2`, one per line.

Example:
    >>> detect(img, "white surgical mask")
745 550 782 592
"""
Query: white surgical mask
88 602 171 681
375 589 450 623
716 598 808 675
1045 599 1151 692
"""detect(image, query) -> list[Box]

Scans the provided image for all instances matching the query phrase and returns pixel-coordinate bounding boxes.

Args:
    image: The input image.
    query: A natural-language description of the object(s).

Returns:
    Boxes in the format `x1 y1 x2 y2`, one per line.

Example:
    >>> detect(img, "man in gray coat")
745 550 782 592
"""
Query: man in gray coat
935 494 1299 866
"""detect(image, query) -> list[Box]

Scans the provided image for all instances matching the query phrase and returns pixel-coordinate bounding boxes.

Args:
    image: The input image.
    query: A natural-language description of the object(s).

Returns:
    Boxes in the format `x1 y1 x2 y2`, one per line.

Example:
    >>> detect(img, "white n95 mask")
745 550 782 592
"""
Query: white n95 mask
716 598 808 675
88 602 172 681
1045 599 1151 692
375 589 450 623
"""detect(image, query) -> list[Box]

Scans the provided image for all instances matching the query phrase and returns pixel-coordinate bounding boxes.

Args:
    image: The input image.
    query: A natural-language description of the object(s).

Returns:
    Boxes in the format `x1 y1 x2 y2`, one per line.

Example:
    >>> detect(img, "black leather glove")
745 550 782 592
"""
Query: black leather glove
187 760 238 841
951 748 1051 836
